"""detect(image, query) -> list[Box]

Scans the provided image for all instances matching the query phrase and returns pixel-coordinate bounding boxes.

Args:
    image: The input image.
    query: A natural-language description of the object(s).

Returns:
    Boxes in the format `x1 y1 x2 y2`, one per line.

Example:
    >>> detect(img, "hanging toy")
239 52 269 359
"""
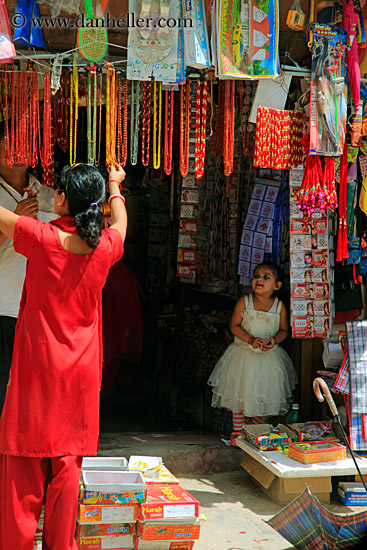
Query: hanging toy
296 155 324 215
286 0 306 31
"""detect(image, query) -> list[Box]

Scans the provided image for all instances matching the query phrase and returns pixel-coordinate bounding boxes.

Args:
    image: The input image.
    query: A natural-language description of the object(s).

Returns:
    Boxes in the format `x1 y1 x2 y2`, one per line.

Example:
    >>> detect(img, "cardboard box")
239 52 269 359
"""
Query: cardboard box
290 421 336 442
139 485 199 521
142 465 179 485
82 457 128 471
77 522 136 537
77 535 134 549
78 504 139 523
288 441 346 464
241 454 331 505
242 424 297 451
82 471 146 505
134 541 195 550
338 482 367 506
136 520 200 541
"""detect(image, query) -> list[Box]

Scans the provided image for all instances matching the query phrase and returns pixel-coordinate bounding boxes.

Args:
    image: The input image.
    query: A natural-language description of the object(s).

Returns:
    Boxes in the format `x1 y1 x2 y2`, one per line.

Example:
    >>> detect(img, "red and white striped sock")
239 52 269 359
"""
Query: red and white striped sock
232 412 245 432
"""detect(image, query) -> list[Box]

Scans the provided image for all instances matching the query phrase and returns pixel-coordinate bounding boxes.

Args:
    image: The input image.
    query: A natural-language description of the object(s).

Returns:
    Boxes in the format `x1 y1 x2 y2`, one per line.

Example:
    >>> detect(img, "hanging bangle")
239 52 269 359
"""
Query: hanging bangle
106 180 122 193
108 194 125 205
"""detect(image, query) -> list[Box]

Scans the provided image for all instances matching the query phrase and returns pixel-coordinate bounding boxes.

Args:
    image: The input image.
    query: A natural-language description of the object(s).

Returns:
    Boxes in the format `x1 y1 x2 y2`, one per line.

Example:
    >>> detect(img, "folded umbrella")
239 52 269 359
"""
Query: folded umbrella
267 487 367 549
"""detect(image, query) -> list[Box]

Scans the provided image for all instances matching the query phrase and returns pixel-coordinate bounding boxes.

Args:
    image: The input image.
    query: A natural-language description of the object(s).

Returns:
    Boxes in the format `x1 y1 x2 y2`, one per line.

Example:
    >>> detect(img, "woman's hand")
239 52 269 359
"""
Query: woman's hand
262 335 275 351
107 162 126 185
14 197 39 219
250 337 267 350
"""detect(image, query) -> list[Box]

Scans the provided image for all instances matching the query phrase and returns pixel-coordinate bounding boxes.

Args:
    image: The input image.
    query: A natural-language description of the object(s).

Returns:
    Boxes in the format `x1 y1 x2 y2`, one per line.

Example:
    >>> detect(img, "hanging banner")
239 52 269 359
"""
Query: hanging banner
127 0 180 82
216 0 280 79
182 0 211 69
0 0 16 64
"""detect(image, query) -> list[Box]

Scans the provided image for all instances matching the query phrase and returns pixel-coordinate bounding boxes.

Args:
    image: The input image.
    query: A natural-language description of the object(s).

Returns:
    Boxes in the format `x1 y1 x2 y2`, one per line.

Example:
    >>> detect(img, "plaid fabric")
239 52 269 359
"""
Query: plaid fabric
346 320 367 413
334 357 350 395
346 396 367 451
267 488 367 550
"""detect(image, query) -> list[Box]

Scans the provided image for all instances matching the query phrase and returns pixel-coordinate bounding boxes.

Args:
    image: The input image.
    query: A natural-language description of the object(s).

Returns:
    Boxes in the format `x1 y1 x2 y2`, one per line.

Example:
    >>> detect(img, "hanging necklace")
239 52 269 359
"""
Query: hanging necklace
164 86 174 176
40 72 52 167
3 68 13 166
87 70 93 164
223 80 235 177
142 81 151 167
29 69 40 167
106 63 116 166
69 58 79 165
92 66 97 164
152 80 162 170
55 70 68 152
121 79 128 167
95 71 103 167
130 80 140 166
179 81 191 178
116 76 123 164
237 81 252 157
194 80 208 180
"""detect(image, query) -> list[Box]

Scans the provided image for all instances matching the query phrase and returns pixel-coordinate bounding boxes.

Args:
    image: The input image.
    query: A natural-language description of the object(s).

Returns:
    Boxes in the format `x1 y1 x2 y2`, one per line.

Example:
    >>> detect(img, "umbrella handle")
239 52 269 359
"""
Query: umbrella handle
313 377 339 417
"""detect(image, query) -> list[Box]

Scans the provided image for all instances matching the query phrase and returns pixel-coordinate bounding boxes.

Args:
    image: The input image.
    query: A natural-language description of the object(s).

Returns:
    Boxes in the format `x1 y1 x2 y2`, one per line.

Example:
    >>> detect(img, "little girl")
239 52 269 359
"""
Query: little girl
208 262 297 433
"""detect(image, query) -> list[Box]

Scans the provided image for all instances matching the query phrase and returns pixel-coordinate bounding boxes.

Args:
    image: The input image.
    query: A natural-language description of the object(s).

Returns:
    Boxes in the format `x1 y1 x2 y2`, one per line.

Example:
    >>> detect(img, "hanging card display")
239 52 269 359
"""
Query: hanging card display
216 0 280 79
310 24 347 156
127 0 180 81
182 0 211 69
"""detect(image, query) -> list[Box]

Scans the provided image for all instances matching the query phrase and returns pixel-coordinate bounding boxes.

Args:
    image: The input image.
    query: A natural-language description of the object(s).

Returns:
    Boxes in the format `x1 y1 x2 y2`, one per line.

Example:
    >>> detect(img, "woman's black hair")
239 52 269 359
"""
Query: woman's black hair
253 261 284 283
58 164 105 249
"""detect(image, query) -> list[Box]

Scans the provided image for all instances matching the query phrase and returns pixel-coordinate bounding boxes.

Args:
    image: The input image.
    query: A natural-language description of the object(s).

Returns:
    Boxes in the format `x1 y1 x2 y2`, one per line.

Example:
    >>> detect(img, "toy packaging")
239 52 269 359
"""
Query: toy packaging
78 504 139 524
77 535 135 549
338 482 367 506
134 541 195 549
242 424 297 451
310 24 347 156
136 520 200 541
139 485 199 522
289 172 334 338
288 441 346 464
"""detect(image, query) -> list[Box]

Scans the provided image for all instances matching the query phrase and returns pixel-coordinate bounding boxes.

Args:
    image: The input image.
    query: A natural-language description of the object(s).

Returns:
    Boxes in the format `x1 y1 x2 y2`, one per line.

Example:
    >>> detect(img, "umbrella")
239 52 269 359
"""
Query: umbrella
267 487 367 549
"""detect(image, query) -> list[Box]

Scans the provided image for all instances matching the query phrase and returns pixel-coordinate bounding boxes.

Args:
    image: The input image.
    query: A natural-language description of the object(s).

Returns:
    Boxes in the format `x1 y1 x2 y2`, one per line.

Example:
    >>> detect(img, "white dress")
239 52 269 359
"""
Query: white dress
208 294 297 417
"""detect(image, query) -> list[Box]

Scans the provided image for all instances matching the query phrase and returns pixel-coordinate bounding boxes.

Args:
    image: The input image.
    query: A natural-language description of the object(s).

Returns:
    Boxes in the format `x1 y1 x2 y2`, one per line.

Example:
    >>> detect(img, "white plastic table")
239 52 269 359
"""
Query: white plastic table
237 436 367 478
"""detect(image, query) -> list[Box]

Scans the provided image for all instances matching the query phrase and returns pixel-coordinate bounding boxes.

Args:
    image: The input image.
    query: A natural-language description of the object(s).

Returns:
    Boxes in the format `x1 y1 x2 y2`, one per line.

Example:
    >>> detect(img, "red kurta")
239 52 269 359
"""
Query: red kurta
0 215 123 457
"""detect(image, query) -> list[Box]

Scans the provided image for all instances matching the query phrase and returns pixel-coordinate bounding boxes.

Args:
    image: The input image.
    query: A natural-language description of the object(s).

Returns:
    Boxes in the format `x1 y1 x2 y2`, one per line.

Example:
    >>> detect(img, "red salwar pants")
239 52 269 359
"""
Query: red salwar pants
0 454 82 550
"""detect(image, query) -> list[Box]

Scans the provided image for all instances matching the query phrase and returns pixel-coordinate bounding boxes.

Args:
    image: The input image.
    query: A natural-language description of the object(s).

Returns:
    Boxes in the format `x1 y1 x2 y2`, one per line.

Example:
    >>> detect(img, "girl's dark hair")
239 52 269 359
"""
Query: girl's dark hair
253 261 284 283
58 164 105 249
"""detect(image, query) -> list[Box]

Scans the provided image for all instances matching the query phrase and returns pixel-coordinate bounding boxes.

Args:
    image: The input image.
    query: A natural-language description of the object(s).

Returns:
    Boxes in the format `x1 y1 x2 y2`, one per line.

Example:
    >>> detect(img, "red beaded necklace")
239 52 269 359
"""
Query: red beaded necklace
179 81 191 178
164 87 174 175
40 73 53 167
223 80 235 177
194 80 208 180
55 70 69 152
142 81 151 167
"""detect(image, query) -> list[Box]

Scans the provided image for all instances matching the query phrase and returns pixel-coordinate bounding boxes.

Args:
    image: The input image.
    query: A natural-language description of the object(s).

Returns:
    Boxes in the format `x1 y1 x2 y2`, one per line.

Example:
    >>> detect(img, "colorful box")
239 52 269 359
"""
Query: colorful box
139 485 199 521
242 424 297 451
291 317 314 338
78 504 139 523
77 523 136 538
77 535 134 549
288 441 346 464
290 421 335 442
338 482 367 506
136 520 200 541
134 541 195 550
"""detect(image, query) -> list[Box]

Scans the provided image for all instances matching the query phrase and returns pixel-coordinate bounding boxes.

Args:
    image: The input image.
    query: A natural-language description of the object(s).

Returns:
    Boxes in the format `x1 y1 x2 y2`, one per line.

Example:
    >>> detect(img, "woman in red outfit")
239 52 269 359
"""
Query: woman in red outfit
0 162 127 550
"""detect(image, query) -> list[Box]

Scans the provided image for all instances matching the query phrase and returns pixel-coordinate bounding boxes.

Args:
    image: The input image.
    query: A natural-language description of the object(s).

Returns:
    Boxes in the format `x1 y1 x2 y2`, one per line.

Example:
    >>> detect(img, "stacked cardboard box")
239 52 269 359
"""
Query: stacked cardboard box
130 459 200 550
77 457 146 550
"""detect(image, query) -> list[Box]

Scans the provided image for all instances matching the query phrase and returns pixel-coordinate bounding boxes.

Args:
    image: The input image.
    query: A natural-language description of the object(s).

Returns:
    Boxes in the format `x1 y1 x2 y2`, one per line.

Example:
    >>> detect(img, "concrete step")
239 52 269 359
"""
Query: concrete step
98 432 241 474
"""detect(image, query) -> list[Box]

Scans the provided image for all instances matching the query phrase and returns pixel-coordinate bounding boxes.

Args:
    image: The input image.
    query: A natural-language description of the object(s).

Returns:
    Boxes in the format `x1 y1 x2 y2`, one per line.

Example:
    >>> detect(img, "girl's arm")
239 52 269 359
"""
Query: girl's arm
230 296 266 349
262 303 289 351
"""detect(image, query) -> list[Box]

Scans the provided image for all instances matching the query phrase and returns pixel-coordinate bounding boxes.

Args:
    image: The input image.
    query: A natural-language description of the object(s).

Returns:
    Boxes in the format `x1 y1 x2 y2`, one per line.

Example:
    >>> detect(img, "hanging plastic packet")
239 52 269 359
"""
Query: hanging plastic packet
309 24 347 156
287 0 306 31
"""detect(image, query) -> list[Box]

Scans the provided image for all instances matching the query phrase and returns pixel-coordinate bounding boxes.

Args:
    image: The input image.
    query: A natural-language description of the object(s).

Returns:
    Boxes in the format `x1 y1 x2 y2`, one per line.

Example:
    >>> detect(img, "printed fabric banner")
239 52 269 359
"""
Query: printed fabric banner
217 0 279 79
127 0 179 82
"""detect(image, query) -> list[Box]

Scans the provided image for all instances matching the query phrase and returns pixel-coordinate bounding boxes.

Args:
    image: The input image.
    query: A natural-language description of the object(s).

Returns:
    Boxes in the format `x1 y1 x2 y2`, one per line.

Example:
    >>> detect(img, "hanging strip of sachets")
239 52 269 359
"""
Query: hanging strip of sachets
253 107 304 170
